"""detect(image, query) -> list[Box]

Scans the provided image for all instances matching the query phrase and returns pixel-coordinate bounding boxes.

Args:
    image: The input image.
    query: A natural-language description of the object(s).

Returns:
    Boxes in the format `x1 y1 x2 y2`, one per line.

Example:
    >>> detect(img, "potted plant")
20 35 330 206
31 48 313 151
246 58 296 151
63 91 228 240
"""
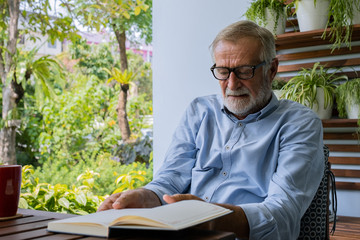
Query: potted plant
281 62 348 119
271 78 287 99
324 0 360 51
335 78 360 121
294 0 330 32
244 0 290 35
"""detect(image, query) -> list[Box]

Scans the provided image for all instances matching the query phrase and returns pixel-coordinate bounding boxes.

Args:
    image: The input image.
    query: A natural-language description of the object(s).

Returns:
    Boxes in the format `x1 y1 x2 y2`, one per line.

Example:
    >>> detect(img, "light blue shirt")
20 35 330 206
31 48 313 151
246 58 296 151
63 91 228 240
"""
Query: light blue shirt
145 93 324 239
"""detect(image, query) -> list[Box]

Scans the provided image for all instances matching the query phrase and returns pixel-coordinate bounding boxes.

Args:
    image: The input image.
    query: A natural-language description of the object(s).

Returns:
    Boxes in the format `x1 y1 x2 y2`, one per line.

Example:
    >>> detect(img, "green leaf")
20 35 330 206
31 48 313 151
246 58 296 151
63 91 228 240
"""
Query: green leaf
45 192 54 203
134 6 141 15
123 11 130 19
74 209 90 215
76 193 87 206
115 175 125 185
58 197 70 209
19 198 29 209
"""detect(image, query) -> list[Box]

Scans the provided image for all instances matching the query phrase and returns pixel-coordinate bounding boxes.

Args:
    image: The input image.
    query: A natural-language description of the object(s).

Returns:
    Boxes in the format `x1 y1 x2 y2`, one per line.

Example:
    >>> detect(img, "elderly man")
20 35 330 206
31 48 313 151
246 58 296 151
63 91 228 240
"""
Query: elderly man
98 20 324 239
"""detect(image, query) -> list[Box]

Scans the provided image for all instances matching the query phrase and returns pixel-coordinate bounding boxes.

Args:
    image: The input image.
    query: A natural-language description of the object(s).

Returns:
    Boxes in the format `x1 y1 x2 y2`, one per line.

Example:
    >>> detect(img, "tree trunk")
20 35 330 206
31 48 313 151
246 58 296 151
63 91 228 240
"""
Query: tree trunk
114 28 131 142
117 84 131 141
0 0 20 165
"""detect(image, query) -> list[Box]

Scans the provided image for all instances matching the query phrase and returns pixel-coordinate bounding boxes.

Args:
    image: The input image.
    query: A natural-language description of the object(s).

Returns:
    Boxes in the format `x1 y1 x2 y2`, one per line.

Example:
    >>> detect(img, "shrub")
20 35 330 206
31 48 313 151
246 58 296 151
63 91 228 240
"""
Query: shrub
20 165 105 215
21 157 153 214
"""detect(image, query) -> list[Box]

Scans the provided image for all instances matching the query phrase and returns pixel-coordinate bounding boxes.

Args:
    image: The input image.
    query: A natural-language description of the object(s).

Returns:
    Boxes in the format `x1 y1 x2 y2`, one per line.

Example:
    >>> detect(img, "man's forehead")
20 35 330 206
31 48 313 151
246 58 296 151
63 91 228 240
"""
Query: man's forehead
214 38 262 61
215 38 261 51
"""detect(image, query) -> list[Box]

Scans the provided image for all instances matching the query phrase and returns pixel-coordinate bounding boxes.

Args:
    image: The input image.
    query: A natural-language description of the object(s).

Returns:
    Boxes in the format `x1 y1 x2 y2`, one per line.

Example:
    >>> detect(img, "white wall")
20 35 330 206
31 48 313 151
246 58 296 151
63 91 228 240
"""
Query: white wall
152 0 360 218
153 0 250 173
19 32 63 56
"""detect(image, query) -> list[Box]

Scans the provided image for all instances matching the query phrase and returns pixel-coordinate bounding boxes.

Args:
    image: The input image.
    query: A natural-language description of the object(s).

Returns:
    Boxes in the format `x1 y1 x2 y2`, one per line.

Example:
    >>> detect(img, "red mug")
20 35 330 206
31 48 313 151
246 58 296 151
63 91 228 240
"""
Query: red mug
0 165 22 218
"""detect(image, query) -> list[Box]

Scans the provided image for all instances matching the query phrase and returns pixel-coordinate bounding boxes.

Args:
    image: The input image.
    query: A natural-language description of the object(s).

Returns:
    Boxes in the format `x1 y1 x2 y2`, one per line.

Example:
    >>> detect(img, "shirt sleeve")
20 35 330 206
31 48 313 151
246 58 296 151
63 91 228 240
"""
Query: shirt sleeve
144 100 200 204
240 116 324 239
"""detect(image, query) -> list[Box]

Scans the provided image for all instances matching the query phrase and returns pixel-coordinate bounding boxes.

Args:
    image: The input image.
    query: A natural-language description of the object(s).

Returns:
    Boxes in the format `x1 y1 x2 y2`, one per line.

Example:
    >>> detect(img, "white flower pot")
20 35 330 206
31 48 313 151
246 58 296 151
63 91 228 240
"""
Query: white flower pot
273 90 284 99
263 8 287 35
311 88 333 119
352 3 360 25
345 97 360 119
345 3 360 25
296 0 330 32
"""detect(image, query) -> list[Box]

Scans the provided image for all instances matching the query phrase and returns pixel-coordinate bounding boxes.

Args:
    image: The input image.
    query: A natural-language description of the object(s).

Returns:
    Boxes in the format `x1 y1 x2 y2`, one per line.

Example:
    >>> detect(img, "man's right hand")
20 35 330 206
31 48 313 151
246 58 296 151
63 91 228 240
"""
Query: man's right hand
97 188 161 212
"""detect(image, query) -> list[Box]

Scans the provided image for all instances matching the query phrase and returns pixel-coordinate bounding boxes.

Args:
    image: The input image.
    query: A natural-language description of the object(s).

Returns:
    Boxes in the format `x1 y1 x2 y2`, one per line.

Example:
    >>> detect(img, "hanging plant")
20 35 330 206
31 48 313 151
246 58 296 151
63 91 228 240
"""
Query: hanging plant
335 78 360 122
323 0 360 51
244 0 291 35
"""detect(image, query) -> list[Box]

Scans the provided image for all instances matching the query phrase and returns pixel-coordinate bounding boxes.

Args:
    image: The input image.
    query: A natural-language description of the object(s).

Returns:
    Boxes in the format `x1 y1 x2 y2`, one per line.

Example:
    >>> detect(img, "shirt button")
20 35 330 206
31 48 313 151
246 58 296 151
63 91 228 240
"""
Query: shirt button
238 123 242 127
222 172 227 176
225 146 230 150
205 196 209 200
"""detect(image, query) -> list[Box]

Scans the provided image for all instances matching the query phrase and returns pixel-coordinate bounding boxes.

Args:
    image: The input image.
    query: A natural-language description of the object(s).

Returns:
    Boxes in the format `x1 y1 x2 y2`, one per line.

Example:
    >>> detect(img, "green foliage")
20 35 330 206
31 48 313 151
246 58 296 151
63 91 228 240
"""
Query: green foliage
335 78 360 118
20 165 105 215
39 75 120 164
244 0 289 34
127 94 153 137
271 78 287 90
0 1 79 46
112 136 153 166
67 0 152 44
15 73 117 166
324 0 360 51
20 154 153 214
16 104 43 166
16 51 152 166
32 150 153 196
1 0 154 214
15 46 66 107
69 39 116 80
19 1 79 43
282 62 348 109
127 51 153 101
104 67 136 85
113 153 153 193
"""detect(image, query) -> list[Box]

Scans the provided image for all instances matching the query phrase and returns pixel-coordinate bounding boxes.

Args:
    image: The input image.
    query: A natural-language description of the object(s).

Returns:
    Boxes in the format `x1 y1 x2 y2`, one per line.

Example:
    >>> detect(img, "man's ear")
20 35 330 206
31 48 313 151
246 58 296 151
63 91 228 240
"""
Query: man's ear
269 58 279 83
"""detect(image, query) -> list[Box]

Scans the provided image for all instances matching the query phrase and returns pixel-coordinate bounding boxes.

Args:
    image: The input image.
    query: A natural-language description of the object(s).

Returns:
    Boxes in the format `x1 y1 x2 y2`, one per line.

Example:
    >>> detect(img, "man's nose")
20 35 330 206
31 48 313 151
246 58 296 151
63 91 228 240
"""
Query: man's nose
227 72 243 90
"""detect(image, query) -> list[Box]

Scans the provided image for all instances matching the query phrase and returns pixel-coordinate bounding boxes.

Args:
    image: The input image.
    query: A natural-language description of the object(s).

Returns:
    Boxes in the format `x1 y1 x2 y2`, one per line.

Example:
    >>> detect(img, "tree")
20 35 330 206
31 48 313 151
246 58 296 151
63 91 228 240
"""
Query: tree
63 0 152 142
0 0 78 164
68 39 117 80
0 0 21 164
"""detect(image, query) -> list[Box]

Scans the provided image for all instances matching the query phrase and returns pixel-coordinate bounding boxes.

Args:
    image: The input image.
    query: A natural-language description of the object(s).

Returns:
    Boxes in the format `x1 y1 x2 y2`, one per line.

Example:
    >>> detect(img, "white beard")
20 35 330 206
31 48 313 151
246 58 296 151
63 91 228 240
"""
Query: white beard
223 83 271 117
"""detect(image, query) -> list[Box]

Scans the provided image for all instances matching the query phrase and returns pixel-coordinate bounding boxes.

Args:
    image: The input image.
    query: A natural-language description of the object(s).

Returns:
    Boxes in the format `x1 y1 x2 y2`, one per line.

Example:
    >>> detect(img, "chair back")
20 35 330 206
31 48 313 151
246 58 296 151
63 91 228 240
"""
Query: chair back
298 145 337 240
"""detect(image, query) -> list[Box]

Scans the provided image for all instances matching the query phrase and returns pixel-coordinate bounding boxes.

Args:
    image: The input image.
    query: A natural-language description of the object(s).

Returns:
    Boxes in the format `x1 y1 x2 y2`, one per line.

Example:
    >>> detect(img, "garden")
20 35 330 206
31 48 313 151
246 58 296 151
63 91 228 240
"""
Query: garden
0 0 153 215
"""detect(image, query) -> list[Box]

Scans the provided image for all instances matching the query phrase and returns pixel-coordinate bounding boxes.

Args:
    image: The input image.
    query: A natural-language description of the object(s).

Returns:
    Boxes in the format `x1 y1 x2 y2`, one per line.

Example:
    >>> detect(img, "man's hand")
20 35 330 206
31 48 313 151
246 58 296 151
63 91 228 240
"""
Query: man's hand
163 193 204 204
164 193 249 239
97 188 161 212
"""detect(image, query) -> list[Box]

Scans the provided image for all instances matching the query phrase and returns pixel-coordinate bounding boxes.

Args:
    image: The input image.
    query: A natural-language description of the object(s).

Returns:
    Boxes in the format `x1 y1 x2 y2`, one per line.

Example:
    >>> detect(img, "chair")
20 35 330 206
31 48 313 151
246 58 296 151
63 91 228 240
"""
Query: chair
298 145 337 240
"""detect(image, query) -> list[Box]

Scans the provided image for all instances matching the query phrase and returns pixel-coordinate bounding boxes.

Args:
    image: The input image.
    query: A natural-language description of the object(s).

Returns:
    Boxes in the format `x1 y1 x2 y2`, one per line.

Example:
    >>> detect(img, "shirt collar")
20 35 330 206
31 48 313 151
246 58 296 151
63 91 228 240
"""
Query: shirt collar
220 92 279 123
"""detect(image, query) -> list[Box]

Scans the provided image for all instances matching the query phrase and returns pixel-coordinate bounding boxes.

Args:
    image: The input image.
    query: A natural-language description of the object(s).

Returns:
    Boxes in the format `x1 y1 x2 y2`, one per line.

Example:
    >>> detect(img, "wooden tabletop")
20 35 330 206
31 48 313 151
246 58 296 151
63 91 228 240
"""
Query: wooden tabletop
0 209 236 240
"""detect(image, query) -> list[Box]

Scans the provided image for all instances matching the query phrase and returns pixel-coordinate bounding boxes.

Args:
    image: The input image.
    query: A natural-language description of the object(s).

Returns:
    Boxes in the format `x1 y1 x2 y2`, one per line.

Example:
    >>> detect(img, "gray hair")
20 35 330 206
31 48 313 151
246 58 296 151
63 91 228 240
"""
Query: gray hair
210 20 276 68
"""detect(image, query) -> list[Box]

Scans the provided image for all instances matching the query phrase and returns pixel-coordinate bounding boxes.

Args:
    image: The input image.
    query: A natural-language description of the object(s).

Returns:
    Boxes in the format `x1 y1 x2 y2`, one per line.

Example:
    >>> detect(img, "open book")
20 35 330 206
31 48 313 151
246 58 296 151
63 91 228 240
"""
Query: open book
47 200 232 237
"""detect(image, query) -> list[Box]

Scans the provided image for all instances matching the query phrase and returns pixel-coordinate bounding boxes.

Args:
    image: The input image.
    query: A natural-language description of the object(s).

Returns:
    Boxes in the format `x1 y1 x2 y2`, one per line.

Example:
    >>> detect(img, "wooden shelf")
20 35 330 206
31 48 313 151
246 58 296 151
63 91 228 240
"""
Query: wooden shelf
276 24 360 50
276 20 360 193
275 24 360 81
322 119 359 128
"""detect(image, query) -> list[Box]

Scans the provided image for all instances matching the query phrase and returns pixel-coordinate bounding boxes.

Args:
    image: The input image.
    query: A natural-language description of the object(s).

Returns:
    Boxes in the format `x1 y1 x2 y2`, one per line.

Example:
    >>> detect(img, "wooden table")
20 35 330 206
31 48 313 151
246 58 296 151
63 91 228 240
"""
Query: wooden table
0 209 236 240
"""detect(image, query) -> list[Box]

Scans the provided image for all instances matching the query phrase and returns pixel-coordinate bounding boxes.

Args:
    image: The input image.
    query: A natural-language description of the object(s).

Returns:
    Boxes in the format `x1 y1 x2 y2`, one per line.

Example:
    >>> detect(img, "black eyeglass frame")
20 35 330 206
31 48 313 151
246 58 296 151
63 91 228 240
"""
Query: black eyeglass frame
210 61 267 80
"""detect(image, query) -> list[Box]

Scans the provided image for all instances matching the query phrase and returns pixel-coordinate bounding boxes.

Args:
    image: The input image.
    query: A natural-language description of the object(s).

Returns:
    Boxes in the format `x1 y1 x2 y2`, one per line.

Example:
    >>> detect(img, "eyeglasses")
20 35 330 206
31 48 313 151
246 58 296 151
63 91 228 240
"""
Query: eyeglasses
210 61 266 80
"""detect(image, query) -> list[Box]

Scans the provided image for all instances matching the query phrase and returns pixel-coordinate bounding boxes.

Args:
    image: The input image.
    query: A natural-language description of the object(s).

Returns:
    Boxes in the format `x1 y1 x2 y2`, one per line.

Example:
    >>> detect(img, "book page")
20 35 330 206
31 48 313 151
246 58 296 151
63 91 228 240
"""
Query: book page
112 200 232 230
48 199 232 232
